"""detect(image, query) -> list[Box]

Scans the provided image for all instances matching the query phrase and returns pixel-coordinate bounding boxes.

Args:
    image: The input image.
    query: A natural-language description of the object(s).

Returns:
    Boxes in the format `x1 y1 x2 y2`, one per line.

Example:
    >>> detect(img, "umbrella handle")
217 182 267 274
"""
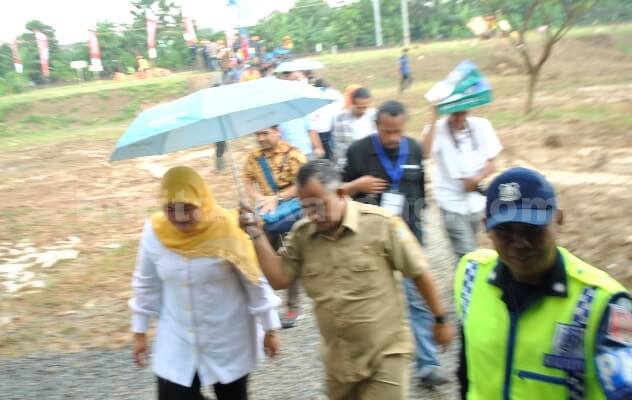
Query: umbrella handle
226 141 246 202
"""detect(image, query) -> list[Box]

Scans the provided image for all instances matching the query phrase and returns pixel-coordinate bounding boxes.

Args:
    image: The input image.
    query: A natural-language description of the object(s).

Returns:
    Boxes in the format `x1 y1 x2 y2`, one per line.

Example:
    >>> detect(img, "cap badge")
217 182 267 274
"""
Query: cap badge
499 183 521 201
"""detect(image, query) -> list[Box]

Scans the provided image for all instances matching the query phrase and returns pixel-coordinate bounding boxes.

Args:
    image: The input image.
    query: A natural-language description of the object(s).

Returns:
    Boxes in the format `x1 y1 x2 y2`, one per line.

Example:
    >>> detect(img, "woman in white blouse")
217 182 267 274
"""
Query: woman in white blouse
129 166 281 400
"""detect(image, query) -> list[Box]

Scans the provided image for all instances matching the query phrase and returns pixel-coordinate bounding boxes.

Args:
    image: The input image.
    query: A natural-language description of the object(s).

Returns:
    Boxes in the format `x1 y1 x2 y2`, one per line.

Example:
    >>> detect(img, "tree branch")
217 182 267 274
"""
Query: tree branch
510 0 542 73
521 0 541 35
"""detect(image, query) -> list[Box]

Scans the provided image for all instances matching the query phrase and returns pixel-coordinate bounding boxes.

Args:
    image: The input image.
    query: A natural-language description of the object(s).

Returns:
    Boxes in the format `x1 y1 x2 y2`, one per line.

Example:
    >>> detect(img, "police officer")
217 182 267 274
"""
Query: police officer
455 167 632 400
240 160 454 400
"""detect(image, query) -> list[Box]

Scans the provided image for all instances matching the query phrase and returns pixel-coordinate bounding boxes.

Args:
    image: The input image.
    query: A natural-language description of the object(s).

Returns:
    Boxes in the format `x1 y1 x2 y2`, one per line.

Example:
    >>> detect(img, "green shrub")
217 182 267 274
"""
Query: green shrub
3 72 29 94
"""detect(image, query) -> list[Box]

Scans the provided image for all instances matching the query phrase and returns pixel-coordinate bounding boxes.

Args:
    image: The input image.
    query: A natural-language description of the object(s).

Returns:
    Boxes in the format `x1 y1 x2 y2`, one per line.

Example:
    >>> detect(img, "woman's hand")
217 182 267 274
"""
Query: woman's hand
133 333 148 368
264 331 280 358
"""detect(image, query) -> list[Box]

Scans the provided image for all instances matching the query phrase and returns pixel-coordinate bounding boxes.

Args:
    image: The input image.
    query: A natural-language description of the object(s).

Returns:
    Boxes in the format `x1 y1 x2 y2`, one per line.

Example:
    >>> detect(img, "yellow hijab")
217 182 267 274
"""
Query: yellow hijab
151 166 262 285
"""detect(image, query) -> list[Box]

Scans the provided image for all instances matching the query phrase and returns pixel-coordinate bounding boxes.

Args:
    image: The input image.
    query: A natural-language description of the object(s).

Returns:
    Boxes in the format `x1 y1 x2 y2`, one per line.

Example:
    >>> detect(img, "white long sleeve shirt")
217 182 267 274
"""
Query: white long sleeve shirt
129 220 281 387
430 116 503 215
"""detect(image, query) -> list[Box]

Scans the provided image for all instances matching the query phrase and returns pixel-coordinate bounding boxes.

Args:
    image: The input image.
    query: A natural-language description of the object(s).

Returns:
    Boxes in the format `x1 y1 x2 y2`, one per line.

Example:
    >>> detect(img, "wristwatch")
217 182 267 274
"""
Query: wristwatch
265 330 278 337
434 315 447 324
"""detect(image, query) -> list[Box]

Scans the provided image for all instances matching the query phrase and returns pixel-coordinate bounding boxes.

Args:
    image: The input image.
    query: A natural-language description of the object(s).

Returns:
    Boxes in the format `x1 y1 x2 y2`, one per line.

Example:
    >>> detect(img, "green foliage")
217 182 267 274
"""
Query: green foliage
0 72 29 95
0 0 630 88
128 0 191 69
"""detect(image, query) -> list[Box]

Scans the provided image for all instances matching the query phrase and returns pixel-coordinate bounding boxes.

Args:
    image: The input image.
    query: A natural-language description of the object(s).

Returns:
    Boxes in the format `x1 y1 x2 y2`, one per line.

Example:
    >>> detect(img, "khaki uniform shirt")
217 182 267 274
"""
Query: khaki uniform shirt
280 199 429 382
243 141 307 196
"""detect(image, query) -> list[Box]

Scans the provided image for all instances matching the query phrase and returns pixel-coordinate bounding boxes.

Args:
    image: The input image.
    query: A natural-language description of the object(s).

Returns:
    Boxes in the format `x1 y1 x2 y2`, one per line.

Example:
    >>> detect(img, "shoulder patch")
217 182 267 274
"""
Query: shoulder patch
606 295 632 346
388 216 414 241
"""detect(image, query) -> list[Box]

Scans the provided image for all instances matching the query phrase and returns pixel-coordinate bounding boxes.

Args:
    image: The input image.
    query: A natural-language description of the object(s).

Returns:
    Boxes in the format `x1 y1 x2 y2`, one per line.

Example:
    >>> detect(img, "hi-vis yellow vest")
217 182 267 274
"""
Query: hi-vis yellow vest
454 247 625 400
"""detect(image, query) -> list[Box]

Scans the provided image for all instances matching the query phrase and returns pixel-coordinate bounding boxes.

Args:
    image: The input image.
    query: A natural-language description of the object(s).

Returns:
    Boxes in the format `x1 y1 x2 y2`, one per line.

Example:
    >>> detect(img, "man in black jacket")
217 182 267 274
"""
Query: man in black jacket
342 101 450 387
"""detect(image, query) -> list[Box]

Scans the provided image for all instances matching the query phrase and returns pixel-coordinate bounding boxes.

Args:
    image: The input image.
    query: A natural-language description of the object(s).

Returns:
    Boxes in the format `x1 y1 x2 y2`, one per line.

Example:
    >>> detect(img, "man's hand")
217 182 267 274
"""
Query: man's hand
433 321 455 351
264 331 280 358
133 333 148 368
239 203 264 239
431 105 439 122
313 147 326 159
258 196 278 215
462 177 480 193
354 175 389 194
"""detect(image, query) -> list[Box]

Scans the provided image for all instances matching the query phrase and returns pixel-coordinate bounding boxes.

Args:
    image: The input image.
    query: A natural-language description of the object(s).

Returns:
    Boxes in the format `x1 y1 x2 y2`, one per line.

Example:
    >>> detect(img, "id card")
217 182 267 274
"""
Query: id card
381 191 405 216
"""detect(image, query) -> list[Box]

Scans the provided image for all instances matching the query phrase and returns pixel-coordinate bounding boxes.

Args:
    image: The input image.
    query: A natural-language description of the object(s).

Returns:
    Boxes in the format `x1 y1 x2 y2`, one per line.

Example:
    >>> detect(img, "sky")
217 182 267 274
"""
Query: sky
0 0 299 45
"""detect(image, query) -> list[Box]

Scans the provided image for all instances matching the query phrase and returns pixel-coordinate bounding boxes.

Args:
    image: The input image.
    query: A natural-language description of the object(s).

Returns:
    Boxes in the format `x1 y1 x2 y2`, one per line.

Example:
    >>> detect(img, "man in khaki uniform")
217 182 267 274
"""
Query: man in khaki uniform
240 160 454 400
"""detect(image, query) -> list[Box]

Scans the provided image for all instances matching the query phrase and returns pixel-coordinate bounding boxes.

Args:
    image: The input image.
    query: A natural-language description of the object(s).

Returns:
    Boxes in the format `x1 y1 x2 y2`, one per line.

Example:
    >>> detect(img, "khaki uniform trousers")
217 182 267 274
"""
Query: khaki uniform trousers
325 354 410 400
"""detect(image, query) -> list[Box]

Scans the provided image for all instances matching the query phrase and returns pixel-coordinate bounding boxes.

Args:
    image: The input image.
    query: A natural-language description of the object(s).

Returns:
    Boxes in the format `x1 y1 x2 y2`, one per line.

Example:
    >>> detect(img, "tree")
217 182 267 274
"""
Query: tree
487 0 598 113
94 22 136 76
0 44 13 78
128 0 190 70
19 20 59 83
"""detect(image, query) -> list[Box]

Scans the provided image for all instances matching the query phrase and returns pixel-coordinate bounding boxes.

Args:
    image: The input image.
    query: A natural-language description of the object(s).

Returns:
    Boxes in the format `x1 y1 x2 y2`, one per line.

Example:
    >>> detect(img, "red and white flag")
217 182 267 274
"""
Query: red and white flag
32 29 50 77
88 29 101 64
183 17 197 46
10 38 23 74
146 15 158 59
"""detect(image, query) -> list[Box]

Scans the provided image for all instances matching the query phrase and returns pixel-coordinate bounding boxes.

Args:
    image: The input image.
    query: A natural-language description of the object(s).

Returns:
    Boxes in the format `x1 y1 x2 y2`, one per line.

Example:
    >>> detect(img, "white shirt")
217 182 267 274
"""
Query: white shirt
308 88 345 133
332 107 377 168
129 220 281 387
279 117 314 156
430 116 503 215
350 108 377 140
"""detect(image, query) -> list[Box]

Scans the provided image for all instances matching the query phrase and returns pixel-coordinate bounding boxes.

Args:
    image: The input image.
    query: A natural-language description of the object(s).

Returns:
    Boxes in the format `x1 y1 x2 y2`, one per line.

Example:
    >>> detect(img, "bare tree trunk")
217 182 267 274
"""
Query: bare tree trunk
525 68 540 114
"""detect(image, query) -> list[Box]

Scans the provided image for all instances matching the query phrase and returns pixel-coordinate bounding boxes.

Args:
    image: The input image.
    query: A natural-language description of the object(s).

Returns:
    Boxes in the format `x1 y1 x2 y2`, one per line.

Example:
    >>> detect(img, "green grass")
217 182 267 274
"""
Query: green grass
0 124 123 149
617 41 632 55
0 74 192 151
566 23 632 38
0 71 201 109
19 114 48 124
316 38 483 66
539 104 632 128
0 102 24 120
487 110 528 128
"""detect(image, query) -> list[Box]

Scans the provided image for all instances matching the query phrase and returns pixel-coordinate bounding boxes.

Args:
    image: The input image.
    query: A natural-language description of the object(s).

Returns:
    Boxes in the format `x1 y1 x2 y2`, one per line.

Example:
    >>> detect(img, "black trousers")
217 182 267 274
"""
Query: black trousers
216 141 226 159
399 73 413 93
157 373 248 400
318 130 334 160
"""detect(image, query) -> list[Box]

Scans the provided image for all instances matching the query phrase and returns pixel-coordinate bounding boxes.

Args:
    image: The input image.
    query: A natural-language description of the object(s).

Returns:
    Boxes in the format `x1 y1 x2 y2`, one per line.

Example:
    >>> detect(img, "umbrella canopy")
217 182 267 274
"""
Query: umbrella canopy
110 77 335 161
275 59 325 73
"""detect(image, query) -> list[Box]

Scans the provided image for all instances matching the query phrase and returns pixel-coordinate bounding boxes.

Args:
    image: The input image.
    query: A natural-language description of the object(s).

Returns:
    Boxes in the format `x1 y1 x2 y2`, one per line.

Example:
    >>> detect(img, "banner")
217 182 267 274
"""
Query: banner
239 27 249 61
32 30 50 78
10 38 23 74
146 15 158 59
88 29 103 72
225 0 239 51
183 17 197 46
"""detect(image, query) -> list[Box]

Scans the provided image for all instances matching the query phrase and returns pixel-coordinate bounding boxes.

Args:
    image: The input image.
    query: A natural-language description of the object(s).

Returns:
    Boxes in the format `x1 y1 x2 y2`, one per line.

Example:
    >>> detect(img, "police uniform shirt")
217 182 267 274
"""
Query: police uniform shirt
342 135 425 236
279 199 430 383
457 250 632 400
458 251 568 397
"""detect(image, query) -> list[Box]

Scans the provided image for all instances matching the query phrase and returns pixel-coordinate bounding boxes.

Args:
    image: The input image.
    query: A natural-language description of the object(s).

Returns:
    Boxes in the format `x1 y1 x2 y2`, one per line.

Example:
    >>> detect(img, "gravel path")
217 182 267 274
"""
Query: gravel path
0 205 460 400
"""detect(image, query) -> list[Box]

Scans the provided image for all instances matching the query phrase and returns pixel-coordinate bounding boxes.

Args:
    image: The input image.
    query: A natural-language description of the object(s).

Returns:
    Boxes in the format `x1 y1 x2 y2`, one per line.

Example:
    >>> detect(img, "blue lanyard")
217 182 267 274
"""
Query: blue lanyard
370 134 408 190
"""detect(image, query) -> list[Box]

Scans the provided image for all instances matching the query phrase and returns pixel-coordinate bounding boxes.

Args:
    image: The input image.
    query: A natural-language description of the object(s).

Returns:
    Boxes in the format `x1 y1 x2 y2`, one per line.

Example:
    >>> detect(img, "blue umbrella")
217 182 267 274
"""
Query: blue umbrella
110 77 336 199
110 77 335 161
